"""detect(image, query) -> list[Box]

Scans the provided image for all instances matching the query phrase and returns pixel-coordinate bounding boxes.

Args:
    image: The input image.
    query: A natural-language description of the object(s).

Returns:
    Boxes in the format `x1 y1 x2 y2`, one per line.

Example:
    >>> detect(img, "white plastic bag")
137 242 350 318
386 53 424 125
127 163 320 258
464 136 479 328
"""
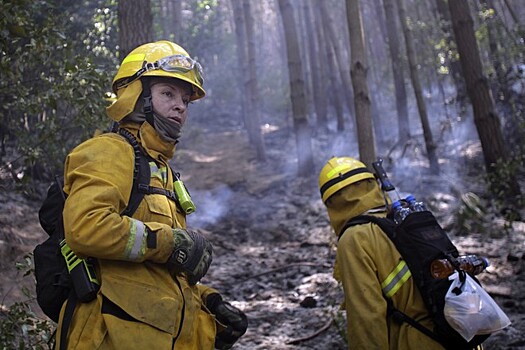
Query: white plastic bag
443 272 511 342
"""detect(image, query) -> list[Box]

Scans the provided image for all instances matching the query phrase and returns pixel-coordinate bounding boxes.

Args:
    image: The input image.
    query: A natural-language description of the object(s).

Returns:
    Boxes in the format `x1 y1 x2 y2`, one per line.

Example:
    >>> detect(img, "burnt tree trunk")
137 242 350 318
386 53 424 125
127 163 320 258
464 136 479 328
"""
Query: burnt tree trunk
448 0 521 199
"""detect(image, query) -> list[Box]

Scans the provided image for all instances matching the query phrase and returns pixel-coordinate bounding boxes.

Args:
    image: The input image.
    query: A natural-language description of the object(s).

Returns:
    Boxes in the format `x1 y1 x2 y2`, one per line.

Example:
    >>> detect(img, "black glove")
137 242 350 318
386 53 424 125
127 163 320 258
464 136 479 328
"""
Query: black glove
206 293 248 350
168 228 213 285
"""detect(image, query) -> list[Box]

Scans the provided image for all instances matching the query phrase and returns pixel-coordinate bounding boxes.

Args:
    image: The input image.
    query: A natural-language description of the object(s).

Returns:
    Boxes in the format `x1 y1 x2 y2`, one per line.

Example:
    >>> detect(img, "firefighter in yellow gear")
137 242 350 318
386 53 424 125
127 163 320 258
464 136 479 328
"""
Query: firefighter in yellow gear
319 157 443 350
57 41 247 349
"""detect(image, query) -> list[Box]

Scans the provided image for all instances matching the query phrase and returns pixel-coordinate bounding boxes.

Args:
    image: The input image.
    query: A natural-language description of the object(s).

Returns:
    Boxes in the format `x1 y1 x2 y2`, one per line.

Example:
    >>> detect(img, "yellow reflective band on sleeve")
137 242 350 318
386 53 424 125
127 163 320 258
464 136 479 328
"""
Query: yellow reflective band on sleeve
125 218 147 261
122 53 146 65
149 162 167 184
381 260 412 298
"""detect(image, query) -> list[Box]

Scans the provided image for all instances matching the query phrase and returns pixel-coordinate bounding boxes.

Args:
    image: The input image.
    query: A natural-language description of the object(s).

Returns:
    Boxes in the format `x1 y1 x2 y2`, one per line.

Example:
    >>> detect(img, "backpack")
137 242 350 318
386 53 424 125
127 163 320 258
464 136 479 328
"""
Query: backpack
34 129 151 324
342 210 490 350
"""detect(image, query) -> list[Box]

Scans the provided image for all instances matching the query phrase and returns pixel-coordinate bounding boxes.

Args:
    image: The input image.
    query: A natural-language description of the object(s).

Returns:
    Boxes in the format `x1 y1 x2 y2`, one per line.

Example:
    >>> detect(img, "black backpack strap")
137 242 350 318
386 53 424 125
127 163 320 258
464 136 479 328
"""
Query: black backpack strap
118 128 151 217
340 214 448 347
56 200 77 350
339 214 395 240
55 130 151 348
59 290 77 350
386 298 444 346
59 130 148 348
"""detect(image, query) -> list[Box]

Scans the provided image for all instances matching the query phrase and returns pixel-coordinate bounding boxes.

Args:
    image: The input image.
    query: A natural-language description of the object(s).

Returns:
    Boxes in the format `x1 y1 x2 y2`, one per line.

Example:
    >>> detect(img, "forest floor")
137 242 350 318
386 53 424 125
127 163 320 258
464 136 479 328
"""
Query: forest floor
1 120 524 349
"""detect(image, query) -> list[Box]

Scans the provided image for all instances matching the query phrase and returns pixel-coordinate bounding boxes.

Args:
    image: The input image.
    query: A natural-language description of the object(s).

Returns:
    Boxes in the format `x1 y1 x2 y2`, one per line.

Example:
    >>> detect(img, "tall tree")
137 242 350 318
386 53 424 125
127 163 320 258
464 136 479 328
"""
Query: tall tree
298 2 315 123
345 0 376 167
312 2 329 130
243 0 267 161
501 0 525 43
383 0 410 142
398 0 439 174
320 1 351 132
162 0 182 43
448 0 521 198
118 0 153 57
231 0 248 129
435 0 466 105
320 1 354 131
277 0 314 176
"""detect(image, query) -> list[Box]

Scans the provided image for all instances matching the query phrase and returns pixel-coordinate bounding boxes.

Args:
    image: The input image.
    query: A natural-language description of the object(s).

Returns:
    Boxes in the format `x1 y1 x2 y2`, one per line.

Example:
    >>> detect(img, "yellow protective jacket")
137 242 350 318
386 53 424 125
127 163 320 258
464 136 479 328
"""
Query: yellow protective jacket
57 122 217 350
326 180 444 350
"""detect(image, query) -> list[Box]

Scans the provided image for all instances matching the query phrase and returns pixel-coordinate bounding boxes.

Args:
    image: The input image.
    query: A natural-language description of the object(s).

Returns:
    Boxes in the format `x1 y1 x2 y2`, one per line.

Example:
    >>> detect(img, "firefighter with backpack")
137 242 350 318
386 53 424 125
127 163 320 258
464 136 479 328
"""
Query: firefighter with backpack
318 157 484 350
52 41 247 349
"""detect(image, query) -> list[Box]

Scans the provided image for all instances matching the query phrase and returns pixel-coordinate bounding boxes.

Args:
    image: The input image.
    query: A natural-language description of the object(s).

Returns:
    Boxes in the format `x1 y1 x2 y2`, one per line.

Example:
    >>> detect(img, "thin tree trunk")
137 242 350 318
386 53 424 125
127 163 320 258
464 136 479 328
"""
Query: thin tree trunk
398 0 439 174
318 1 344 132
345 0 376 167
303 3 321 126
278 0 314 176
326 33 346 132
243 0 267 161
448 0 521 198
171 0 182 43
435 0 467 107
319 1 354 131
231 0 249 132
383 0 410 142
313 2 329 130
162 0 181 43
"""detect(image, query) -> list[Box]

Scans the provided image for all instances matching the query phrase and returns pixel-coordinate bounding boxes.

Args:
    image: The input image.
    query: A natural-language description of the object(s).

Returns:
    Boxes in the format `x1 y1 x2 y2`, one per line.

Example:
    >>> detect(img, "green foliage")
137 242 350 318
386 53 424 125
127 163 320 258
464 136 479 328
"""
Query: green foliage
0 255 54 350
452 192 489 235
330 308 348 346
0 0 117 187
486 155 525 220
0 302 54 350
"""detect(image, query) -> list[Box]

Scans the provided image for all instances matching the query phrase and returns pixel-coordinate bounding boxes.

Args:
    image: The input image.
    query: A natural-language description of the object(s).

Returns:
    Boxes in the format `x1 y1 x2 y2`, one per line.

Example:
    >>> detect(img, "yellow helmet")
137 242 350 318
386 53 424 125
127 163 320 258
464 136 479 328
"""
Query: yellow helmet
107 40 205 122
112 40 205 99
319 157 375 203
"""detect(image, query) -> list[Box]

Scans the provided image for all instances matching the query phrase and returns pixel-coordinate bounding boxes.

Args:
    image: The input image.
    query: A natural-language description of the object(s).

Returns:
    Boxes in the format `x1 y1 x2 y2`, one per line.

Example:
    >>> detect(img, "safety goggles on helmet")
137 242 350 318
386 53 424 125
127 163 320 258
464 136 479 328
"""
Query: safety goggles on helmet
114 54 204 91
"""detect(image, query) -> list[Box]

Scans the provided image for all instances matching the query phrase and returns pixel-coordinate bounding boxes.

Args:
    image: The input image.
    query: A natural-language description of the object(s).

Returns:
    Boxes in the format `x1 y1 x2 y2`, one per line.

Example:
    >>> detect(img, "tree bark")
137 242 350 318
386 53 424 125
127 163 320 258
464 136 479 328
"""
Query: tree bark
448 0 521 197
277 0 314 176
320 1 354 131
435 0 467 105
161 0 182 43
312 2 329 129
398 0 440 174
345 0 376 167
383 0 410 142
318 1 344 132
118 0 153 58
299 2 315 124
231 0 248 129
243 0 267 161
304 3 330 131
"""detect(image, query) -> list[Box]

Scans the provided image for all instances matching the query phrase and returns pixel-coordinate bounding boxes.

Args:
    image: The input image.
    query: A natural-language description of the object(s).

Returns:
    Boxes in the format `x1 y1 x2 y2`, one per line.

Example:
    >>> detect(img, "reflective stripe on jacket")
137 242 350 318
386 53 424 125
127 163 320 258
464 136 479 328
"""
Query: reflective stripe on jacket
327 180 444 350
57 122 217 349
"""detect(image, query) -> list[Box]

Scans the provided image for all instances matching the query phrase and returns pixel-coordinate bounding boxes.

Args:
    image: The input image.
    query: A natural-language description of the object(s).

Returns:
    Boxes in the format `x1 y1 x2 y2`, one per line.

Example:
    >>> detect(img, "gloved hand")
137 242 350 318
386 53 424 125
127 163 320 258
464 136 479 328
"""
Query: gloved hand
206 293 248 350
168 228 213 285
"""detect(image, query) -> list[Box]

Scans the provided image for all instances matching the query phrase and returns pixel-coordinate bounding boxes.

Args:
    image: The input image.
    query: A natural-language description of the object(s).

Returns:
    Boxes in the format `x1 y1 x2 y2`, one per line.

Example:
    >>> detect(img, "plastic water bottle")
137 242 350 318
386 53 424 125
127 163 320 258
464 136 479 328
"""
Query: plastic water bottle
392 200 411 224
406 194 427 212
430 255 490 279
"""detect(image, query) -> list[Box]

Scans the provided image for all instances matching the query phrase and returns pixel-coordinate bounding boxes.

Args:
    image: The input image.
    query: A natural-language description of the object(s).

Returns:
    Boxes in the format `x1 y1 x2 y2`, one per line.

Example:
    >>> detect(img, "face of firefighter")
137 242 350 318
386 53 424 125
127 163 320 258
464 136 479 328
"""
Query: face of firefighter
150 79 192 127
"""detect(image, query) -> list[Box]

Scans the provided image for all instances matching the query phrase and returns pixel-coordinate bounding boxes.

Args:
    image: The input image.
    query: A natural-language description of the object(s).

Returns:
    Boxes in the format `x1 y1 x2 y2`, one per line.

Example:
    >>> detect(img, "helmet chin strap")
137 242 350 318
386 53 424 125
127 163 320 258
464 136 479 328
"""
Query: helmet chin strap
141 80 155 127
